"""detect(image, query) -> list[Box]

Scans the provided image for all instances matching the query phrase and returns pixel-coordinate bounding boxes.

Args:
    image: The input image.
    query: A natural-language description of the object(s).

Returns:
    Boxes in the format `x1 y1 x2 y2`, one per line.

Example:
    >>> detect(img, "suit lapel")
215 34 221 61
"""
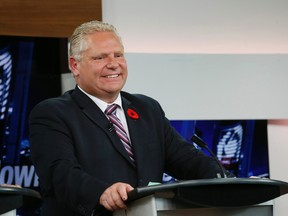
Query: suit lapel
122 97 146 169
71 87 136 166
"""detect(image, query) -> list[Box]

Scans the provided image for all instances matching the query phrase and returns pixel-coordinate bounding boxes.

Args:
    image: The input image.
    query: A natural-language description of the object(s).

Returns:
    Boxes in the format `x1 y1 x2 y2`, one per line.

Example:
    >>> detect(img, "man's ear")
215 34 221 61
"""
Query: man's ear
69 57 80 77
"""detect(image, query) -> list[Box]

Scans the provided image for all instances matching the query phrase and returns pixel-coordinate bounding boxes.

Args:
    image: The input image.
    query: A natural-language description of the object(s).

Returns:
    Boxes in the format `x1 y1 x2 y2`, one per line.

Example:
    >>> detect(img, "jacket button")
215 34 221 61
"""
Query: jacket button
138 179 143 185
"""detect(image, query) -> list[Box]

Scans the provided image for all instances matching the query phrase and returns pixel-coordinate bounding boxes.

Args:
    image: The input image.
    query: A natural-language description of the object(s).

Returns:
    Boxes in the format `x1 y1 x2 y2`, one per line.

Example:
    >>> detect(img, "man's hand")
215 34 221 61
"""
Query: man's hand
99 182 134 212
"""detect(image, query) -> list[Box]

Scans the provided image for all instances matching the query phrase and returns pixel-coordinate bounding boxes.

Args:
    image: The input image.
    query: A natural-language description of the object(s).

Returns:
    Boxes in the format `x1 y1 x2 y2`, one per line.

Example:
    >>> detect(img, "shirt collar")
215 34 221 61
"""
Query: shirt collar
77 86 123 113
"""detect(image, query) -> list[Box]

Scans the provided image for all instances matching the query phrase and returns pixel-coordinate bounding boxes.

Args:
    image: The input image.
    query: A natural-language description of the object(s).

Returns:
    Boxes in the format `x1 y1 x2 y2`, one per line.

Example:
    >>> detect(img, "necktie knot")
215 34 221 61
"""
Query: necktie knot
105 104 118 116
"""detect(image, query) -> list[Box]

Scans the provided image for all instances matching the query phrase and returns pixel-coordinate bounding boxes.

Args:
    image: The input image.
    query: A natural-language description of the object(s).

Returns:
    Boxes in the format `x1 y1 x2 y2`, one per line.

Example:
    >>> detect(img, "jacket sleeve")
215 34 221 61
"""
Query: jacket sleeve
126 93 233 180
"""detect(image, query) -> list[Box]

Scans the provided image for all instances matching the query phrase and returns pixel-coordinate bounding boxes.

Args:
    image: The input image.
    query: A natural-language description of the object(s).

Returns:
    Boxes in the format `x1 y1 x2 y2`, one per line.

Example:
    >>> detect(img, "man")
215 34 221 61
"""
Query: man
29 20 232 216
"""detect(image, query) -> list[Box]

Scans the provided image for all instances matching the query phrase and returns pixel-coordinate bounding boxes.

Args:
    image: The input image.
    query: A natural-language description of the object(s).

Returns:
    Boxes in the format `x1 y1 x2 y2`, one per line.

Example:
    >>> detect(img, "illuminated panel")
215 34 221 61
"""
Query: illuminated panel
0 48 12 120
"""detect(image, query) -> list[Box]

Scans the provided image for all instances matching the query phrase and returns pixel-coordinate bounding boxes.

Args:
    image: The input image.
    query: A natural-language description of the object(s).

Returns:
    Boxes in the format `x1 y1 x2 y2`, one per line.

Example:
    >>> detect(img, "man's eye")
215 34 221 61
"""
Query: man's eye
115 53 124 58
93 56 104 60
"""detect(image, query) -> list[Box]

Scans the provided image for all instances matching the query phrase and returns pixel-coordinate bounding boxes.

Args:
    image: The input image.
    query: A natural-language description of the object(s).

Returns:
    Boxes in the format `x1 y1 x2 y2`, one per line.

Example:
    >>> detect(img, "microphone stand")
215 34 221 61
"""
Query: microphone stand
191 134 227 178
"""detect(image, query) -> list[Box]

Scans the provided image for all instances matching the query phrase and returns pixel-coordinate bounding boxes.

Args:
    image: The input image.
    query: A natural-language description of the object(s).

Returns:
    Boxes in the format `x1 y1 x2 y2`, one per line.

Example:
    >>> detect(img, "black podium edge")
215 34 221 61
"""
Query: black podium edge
127 178 288 205
0 186 41 199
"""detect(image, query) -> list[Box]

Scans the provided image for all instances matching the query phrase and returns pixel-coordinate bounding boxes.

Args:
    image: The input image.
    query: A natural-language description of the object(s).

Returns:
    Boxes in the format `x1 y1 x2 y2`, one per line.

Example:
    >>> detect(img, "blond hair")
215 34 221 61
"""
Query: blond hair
69 20 123 61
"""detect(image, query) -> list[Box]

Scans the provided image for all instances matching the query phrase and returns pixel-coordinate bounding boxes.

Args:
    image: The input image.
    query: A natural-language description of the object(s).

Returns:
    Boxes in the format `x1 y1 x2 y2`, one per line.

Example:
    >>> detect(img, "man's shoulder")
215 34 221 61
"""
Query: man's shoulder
121 91 159 105
31 89 75 113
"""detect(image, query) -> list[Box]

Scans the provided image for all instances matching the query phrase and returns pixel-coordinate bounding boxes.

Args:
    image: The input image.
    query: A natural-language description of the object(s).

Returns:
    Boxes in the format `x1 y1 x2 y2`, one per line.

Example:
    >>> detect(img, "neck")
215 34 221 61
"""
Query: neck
76 85 120 104
102 93 120 104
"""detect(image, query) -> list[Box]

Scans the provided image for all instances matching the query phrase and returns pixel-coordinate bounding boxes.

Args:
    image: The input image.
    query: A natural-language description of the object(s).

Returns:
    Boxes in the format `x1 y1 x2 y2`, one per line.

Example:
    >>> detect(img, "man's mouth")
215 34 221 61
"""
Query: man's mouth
105 74 119 78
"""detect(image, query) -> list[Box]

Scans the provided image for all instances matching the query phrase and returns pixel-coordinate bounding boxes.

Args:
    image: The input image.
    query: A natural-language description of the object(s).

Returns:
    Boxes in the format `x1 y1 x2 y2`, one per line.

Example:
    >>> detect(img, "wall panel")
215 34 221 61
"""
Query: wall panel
0 0 102 37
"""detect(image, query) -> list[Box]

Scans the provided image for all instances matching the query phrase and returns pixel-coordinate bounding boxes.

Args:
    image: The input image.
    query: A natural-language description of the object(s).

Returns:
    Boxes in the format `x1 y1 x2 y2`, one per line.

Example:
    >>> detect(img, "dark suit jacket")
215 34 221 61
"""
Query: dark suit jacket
29 86 225 216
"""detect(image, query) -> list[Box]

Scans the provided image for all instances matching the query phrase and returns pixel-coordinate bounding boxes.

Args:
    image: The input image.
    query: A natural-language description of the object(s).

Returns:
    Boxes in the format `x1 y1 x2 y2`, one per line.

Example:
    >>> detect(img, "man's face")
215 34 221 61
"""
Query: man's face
70 31 128 103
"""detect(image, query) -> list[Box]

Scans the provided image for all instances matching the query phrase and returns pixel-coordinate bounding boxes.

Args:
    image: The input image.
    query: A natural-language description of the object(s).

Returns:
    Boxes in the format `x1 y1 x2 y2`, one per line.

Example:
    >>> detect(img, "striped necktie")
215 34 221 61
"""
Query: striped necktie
105 104 135 164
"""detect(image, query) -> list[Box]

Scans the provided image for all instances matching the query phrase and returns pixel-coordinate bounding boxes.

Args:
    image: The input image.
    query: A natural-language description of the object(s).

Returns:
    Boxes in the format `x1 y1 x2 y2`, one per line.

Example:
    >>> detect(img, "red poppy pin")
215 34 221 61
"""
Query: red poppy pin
127 108 139 120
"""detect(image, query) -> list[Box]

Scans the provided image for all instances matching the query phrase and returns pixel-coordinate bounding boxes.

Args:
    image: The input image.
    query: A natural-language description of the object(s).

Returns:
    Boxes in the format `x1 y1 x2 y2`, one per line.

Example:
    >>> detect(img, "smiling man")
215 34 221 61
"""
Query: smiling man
69 29 128 103
29 20 233 216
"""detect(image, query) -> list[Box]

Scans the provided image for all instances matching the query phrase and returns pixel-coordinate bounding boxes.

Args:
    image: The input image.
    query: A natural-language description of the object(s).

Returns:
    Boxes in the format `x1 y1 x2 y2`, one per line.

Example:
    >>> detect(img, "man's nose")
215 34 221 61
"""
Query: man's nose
106 57 119 68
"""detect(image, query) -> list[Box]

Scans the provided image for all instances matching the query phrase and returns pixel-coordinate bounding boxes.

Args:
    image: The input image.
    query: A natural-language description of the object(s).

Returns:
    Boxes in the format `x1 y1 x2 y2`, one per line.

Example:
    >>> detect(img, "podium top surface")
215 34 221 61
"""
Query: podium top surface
128 178 288 207
0 185 41 199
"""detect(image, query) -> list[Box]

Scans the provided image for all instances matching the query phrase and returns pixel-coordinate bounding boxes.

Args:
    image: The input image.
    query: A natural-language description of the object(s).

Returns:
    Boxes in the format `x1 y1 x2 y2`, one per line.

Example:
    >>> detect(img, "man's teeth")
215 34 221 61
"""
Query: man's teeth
106 74 119 78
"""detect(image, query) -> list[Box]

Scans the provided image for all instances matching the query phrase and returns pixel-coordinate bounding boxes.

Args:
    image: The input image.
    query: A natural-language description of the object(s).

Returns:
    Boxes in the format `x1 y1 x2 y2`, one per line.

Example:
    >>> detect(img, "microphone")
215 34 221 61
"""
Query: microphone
191 134 227 178
108 123 114 132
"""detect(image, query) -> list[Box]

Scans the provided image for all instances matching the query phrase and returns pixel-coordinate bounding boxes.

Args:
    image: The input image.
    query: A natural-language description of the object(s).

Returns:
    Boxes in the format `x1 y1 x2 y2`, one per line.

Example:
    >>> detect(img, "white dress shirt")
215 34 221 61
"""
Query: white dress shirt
77 86 131 141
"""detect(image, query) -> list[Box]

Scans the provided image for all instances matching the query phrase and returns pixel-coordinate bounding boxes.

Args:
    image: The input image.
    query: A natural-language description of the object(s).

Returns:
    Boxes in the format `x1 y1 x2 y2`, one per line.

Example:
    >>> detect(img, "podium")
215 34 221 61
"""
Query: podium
0 185 41 216
114 178 288 216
